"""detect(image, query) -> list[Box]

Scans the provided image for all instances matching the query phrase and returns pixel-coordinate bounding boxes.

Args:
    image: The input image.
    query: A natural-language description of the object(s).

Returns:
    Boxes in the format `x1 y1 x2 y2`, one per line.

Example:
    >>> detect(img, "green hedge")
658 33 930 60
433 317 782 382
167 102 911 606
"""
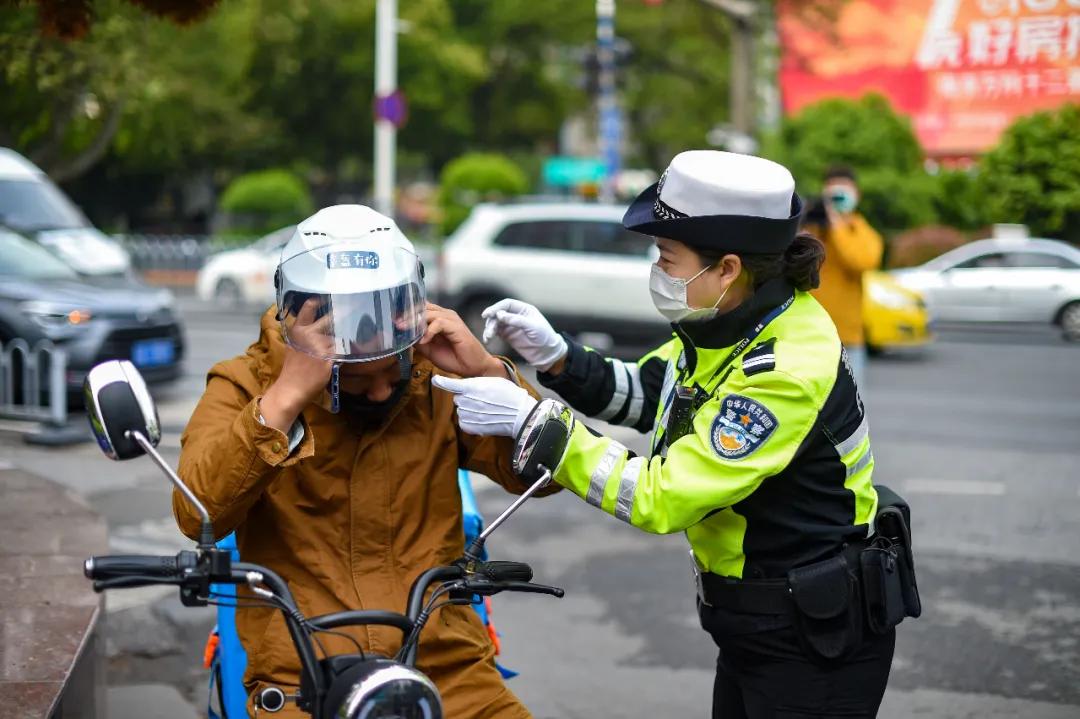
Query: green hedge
219 169 314 237
437 153 528 235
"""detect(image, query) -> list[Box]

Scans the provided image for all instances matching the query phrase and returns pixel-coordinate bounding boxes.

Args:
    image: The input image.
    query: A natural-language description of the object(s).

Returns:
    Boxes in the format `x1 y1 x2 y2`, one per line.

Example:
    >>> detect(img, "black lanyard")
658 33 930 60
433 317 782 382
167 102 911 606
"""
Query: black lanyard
657 294 795 451
701 293 794 391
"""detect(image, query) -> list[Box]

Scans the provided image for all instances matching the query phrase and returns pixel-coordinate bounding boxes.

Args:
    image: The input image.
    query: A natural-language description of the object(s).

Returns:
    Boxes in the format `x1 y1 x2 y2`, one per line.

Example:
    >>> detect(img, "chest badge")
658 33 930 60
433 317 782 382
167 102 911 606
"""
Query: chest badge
710 394 779 460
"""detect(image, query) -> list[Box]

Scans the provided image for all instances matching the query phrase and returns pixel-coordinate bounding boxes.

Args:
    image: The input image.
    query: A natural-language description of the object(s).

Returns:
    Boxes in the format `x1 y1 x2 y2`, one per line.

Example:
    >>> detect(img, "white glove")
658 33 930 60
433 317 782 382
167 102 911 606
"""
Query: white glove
481 299 568 372
432 375 538 437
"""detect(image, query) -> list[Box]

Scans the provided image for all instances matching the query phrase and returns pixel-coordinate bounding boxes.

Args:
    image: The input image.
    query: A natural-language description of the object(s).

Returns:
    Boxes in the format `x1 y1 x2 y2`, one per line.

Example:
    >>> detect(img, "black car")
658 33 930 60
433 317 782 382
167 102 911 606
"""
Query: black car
0 228 184 399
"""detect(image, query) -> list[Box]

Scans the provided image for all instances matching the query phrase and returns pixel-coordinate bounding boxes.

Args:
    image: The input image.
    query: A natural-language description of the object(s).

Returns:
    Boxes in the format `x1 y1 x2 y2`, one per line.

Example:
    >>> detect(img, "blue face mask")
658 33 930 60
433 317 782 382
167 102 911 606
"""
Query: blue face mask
826 187 858 214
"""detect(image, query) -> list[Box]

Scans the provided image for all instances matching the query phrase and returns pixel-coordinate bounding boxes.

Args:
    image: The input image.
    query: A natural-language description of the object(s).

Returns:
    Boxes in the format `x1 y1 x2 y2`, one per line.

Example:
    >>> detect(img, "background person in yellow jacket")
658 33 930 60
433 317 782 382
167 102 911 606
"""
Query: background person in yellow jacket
805 166 884 388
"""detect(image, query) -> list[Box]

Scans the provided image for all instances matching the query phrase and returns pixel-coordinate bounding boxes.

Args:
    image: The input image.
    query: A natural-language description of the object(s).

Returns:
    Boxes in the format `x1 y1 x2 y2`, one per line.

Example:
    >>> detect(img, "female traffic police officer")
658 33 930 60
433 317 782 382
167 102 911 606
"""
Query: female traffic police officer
433 151 897 717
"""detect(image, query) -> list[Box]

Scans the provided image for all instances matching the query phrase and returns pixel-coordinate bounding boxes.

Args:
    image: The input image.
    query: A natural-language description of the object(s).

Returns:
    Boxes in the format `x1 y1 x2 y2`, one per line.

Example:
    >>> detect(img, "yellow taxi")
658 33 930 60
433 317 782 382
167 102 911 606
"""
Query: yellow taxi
863 271 932 352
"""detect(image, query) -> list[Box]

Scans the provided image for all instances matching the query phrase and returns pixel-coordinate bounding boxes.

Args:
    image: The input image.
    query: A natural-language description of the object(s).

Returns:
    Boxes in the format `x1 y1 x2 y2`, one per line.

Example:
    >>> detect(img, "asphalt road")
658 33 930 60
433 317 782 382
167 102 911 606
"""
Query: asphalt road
5 297 1078 718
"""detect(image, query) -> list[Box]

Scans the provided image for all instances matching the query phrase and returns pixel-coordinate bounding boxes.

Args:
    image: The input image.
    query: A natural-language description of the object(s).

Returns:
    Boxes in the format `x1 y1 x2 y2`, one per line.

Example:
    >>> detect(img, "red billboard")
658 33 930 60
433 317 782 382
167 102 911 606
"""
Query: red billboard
778 0 1080 157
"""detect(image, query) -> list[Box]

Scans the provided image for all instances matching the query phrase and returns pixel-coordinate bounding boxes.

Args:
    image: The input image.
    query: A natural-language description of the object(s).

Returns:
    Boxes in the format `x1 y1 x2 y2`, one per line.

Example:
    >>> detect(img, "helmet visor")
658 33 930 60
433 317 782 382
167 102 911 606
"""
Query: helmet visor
278 245 426 362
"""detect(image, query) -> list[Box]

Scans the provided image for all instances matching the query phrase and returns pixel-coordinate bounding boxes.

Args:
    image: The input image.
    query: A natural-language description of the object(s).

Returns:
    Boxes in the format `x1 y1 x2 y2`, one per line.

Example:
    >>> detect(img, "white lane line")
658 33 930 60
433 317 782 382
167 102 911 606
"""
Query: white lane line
0 460 16 470
903 479 1006 496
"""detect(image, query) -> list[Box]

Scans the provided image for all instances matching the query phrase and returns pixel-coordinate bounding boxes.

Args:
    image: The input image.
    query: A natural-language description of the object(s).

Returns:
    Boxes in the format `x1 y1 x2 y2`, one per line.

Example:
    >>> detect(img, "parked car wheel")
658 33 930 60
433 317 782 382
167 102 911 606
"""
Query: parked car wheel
1059 301 1080 342
215 278 244 308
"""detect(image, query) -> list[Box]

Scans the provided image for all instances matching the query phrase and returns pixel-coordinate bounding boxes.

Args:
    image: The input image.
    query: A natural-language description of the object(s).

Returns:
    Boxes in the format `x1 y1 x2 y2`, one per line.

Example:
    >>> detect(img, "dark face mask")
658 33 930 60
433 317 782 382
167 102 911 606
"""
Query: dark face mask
338 354 413 427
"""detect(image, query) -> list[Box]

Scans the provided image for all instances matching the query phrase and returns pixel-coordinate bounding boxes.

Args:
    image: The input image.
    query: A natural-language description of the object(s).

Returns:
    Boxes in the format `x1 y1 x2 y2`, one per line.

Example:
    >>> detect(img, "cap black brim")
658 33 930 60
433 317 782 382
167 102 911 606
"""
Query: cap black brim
622 184 805 254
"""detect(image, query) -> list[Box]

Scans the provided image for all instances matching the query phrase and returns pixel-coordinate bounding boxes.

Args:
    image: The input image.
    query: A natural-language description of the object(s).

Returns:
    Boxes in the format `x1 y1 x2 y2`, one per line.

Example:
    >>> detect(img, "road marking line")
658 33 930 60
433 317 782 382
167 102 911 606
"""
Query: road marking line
903 479 1006 496
0 460 15 470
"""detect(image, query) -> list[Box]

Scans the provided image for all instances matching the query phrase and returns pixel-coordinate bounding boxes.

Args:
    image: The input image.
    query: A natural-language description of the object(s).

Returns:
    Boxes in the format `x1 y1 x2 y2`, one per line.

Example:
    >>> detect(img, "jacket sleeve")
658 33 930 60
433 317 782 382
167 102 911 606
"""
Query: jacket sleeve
551 370 819 534
455 360 561 497
173 370 314 540
825 215 884 276
538 335 675 433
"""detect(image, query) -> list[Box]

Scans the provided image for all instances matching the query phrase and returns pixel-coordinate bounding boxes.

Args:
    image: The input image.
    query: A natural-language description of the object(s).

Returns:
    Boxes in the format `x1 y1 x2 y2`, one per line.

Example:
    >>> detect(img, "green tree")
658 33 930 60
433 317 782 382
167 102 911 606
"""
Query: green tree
978 104 1080 243
0 0 267 182
2 0 220 39
437 153 528 235
762 94 934 234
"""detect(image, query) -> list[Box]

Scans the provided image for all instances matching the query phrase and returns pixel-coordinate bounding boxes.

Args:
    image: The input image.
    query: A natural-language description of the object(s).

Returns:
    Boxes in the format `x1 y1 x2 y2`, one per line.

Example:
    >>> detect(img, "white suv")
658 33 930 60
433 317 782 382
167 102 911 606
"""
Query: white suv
0 147 130 276
439 202 668 350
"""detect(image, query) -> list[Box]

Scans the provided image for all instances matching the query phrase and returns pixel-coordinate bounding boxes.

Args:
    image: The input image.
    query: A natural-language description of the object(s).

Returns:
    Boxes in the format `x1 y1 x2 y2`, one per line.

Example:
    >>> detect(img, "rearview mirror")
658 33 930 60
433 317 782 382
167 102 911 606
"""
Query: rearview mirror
84 360 161 460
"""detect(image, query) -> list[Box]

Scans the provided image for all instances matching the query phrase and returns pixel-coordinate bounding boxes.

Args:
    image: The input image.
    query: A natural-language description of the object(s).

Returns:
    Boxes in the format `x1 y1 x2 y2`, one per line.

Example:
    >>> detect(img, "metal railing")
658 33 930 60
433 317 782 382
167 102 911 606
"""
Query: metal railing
116 234 244 272
0 339 67 426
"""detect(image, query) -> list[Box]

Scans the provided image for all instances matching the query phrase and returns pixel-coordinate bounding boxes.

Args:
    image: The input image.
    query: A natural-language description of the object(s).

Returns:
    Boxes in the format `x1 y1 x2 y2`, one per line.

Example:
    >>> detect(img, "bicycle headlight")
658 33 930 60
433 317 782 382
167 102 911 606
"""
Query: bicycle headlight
327 658 442 719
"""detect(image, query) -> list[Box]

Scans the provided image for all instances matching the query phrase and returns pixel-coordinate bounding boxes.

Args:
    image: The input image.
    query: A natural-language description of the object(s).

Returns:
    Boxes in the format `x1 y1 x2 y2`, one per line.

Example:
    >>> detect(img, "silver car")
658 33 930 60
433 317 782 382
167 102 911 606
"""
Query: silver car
891 238 1080 341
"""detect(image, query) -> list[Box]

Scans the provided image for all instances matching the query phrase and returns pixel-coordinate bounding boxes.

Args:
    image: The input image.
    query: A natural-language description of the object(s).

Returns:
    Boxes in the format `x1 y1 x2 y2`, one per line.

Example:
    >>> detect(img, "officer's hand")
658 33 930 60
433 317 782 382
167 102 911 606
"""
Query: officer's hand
262 299 334 431
417 303 508 379
432 375 537 437
481 299 567 372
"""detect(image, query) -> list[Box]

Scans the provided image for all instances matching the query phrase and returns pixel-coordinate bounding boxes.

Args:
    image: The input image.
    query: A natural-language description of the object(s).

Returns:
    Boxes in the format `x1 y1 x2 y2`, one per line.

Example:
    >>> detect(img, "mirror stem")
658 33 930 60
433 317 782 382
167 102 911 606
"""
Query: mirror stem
127 430 215 549
465 466 552 561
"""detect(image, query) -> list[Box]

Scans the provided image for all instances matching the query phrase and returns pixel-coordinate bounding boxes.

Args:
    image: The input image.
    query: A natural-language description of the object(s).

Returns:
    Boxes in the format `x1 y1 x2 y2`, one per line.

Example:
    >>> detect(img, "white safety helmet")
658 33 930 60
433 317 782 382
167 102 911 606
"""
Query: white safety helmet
275 205 426 363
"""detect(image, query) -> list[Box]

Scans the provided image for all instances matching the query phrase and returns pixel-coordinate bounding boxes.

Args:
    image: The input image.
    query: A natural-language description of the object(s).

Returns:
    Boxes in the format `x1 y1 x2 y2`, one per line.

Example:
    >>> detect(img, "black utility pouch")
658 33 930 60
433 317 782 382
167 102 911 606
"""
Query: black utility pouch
787 554 863 663
860 538 907 634
874 485 922 619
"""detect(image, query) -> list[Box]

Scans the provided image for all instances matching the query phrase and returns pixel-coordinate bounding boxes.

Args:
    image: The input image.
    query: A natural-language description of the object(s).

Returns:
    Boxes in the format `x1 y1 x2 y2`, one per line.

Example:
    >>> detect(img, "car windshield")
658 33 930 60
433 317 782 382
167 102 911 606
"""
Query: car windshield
0 178 87 232
0 229 78 279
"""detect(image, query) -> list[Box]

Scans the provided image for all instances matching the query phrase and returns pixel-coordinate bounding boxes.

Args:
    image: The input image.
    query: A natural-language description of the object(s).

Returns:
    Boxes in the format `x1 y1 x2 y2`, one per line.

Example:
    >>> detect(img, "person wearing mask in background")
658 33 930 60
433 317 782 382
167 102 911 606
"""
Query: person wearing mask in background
804 165 884 388
174 204 555 718
434 151 909 718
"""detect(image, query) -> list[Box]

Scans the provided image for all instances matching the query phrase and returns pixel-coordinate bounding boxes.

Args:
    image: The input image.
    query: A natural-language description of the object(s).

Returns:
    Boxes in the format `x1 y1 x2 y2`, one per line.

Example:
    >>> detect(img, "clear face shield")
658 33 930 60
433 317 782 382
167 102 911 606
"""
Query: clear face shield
277 245 427 365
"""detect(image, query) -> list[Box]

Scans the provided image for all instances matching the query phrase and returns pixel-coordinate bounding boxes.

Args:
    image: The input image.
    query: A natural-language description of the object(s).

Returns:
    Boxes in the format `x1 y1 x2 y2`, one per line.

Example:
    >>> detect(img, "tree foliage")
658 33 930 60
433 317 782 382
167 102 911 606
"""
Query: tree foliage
978 103 1080 243
2 0 221 39
762 94 937 235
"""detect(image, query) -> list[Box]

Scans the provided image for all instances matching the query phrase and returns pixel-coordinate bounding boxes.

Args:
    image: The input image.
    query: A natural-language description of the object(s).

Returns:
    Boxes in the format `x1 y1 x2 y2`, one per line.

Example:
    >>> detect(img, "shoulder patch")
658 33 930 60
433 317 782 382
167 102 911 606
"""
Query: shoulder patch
740 339 776 376
710 394 779 460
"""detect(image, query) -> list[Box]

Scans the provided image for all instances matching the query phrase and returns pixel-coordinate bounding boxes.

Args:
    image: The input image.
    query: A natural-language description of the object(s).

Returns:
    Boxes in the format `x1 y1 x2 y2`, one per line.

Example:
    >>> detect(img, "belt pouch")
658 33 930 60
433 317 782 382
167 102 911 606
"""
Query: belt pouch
787 554 862 662
860 539 907 634
874 495 923 619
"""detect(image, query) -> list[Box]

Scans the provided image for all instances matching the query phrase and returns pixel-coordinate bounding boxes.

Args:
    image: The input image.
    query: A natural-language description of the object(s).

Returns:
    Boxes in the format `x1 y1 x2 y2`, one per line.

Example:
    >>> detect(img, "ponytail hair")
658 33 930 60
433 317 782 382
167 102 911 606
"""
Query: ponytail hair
775 232 825 291
694 233 825 292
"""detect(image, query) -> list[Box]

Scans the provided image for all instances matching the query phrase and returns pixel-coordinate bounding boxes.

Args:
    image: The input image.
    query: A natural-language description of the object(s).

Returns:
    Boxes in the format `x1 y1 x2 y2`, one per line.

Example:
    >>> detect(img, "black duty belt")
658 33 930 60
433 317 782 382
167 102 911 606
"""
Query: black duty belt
698 542 867 615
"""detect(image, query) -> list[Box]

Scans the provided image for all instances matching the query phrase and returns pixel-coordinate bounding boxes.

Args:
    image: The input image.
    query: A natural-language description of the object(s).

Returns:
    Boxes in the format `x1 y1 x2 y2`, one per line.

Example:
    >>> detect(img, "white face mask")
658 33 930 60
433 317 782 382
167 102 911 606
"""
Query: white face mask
649 263 730 324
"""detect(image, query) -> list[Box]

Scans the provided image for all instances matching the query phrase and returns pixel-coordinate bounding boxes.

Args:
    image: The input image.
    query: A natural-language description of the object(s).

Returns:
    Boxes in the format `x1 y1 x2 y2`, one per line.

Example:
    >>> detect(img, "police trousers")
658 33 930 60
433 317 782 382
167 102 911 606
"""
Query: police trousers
700 607 895 719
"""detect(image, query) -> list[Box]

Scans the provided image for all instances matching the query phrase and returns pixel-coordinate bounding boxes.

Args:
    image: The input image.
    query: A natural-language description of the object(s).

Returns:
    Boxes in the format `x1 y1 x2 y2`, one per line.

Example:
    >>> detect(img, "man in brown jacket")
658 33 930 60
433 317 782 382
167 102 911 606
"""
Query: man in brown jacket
174 205 553 718
806 166 883 388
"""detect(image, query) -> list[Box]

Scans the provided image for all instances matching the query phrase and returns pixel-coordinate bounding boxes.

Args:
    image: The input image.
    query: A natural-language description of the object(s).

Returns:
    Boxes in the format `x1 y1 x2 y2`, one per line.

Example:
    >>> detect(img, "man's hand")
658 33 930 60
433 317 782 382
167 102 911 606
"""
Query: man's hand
416 303 508 379
432 375 538 437
481 299 567 372
262 298 334 432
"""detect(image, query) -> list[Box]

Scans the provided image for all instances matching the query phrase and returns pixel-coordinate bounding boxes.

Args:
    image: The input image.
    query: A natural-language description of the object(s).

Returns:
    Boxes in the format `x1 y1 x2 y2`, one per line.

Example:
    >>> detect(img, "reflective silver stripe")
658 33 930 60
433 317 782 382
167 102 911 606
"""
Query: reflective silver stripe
587 440 626 507
614 456 645 523
846 449 874 478
657 360 676 425
625 363 645 427
652 359 677 452
741 356 774 369
597 360 630 421
836 415 870 458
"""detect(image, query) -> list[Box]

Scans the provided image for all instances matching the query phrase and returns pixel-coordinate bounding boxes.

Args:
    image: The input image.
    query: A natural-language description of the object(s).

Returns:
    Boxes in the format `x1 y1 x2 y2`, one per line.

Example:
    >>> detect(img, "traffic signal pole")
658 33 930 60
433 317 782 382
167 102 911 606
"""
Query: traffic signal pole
596 0 621 202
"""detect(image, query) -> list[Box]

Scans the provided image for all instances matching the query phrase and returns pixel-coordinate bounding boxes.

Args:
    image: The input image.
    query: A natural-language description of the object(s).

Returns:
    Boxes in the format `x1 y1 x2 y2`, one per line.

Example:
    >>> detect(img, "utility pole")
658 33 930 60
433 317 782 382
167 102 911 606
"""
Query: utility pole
596 0 621 202
374 0 398 217
699 0 757 135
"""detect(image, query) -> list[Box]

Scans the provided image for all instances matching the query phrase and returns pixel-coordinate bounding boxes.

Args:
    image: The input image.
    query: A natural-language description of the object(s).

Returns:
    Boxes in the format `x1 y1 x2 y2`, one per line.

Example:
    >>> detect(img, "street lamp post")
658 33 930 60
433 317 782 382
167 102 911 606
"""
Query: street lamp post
374 0 398 217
